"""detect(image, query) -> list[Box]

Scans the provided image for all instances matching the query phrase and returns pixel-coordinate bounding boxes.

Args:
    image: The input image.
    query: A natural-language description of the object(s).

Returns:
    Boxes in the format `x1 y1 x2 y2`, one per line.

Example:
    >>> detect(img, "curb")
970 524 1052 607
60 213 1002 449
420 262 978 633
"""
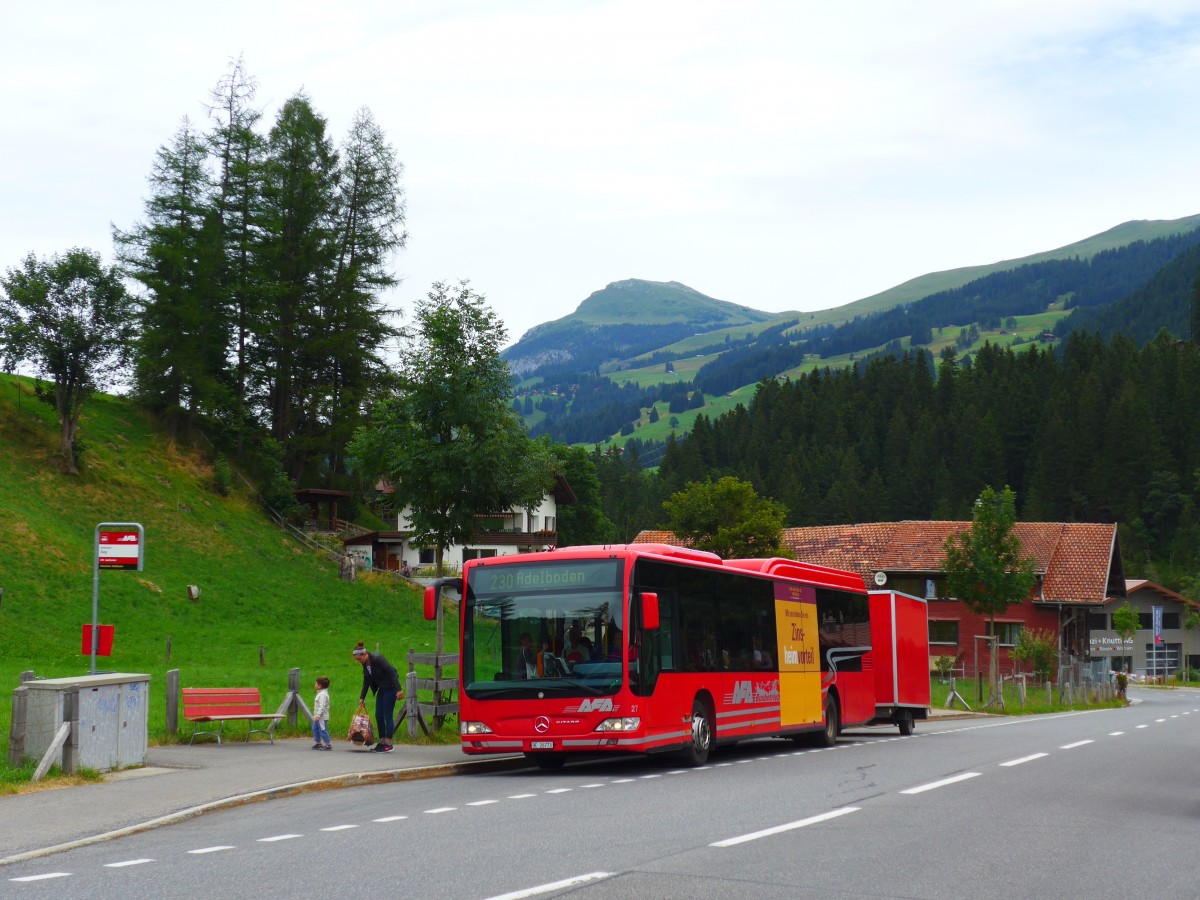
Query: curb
0 754 528 868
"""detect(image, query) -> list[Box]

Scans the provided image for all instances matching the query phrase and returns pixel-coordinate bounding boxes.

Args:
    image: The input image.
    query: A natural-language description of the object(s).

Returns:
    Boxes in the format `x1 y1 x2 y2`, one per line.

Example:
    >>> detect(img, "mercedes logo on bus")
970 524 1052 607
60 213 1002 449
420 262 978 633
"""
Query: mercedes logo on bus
534 716 550 734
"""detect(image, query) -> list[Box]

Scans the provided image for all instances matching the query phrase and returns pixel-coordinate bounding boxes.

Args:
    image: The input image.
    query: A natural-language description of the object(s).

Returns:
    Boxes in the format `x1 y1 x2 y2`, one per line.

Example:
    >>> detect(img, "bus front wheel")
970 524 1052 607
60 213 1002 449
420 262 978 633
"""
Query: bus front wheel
525 752 566 770
818 695 840 747
678 698 713 767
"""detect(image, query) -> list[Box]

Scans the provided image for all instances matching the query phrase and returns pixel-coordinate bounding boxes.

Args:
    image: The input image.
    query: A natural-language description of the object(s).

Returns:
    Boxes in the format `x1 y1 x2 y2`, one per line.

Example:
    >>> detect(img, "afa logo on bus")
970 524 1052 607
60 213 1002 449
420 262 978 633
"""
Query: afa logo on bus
567 698 617 713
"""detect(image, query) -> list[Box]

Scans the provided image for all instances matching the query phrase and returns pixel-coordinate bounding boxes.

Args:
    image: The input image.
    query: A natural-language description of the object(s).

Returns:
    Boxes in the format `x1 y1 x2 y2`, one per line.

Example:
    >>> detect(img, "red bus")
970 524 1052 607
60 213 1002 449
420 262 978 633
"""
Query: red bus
424 542 929 768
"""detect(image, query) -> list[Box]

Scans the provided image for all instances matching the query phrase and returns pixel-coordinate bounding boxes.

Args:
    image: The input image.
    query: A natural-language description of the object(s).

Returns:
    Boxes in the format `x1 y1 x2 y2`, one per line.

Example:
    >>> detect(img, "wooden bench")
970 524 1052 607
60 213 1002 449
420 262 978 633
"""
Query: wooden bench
182 687 285 744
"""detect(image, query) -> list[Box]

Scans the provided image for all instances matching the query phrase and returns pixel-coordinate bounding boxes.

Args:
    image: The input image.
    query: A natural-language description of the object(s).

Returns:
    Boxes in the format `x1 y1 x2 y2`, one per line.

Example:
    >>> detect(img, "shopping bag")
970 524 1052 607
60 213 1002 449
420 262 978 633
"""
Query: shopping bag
348 702 374 745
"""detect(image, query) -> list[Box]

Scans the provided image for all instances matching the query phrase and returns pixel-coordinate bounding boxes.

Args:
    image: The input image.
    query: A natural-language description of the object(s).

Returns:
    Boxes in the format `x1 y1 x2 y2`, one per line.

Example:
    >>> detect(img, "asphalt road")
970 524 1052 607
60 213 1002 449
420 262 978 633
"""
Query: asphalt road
8 688 1199 899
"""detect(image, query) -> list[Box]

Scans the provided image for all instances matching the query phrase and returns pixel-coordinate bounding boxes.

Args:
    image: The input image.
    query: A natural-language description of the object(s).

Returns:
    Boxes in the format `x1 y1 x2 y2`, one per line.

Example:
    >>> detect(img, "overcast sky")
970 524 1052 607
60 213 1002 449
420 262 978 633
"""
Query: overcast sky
4 1 1200 349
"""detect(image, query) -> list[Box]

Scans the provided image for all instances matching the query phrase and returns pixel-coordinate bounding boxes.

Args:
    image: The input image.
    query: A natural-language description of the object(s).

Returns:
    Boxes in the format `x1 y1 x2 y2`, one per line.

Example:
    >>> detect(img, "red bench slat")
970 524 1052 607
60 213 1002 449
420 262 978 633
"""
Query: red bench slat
182 687 283 744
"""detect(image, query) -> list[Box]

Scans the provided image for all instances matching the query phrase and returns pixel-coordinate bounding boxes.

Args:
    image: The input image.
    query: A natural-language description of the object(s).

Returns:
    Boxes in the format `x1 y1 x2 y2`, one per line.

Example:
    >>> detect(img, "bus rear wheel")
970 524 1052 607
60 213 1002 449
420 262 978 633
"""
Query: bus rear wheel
897 709 915 736
818 694 840 747
677 698 713 767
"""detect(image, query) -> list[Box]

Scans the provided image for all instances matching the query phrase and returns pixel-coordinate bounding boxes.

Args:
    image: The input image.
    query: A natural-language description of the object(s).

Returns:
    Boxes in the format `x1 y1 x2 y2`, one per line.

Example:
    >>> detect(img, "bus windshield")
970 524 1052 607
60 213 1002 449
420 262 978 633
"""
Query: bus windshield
464 558 626 698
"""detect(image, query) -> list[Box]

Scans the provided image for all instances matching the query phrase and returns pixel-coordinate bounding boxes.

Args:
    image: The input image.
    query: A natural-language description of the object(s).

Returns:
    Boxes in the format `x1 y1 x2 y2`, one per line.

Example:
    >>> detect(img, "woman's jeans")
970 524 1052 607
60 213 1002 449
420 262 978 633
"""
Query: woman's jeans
375 692 396 743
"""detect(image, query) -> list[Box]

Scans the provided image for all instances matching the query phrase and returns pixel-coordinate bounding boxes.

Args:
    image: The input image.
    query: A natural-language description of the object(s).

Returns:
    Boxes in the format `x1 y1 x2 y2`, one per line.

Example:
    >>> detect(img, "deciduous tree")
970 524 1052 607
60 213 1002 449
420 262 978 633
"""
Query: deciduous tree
942 485 1037 705
349 282 554 572
664 475 790 559
0 249 135 473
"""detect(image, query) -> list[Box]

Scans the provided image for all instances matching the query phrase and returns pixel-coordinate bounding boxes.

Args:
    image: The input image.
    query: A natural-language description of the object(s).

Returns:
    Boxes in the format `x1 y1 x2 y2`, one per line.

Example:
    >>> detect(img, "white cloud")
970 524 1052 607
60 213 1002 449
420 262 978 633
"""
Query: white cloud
4 1 1200 345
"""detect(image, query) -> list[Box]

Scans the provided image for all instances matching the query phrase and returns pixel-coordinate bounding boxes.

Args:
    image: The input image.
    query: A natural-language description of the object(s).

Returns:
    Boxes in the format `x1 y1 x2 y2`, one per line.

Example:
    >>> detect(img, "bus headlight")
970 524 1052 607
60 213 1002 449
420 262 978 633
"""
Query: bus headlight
595 717 641 732
461 721 494 735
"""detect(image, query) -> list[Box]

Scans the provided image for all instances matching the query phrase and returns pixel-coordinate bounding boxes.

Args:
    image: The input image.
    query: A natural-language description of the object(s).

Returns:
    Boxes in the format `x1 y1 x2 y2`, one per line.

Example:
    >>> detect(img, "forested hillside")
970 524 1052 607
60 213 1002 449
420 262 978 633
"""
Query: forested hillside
516 221 1200 447
1057 241 1200 344
648 333 1200 589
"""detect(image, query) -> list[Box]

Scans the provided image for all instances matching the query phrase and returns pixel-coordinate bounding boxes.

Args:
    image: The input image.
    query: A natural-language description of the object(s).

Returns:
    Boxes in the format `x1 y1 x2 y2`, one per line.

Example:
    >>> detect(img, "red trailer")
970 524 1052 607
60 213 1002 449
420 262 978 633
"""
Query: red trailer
866 589 931 735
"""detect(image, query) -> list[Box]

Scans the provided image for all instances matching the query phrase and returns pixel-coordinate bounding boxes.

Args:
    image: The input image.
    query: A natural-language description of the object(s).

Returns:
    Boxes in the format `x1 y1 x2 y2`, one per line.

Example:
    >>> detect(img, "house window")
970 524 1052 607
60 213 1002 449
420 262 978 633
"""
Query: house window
924 578 937 600
1088 612 1108 630
1138 613 1152 630
929 621 959 645
418 548 435 565
1163 612 1181 630
462 548 498 562
987 622 1023 647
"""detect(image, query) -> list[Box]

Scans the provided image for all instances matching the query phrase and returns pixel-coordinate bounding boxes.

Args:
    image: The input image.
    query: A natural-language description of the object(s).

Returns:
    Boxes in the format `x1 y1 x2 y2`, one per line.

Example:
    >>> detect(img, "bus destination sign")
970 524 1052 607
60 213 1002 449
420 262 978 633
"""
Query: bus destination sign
472 559 621 595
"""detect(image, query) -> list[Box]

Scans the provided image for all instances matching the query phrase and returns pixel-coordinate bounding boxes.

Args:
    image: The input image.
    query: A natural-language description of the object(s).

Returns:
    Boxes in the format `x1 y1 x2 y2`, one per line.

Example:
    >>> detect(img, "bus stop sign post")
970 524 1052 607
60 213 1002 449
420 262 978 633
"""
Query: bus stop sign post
92 522 144 674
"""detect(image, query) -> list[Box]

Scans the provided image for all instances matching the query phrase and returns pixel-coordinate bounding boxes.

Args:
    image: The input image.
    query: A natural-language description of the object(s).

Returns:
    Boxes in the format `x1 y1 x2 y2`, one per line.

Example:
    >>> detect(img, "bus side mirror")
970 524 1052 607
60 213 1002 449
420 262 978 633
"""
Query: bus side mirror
423 585 439 621
641 591 660 631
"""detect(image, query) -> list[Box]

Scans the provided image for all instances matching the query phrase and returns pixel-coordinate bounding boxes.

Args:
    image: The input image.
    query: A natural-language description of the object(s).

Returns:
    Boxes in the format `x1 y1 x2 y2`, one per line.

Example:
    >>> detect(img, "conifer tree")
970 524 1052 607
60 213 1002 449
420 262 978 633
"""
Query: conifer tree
257 93 339 476
206 56 266 446
115 118 228 436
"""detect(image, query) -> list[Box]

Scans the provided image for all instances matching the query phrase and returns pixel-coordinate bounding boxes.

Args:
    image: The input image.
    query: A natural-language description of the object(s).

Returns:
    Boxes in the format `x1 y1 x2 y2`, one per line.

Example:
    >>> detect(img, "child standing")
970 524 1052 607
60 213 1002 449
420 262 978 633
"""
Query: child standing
312 676 332 750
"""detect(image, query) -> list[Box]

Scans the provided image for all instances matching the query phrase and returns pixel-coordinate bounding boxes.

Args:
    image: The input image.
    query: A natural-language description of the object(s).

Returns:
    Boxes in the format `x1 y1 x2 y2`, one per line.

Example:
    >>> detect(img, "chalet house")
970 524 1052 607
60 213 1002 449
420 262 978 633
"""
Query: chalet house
344 476 576 573
634 521 1125 678
1090 580 1200 676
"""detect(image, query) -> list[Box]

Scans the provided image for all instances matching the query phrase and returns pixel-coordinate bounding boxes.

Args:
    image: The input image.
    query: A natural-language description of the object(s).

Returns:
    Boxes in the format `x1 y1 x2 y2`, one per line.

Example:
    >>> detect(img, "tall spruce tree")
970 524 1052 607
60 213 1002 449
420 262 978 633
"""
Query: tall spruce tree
206 56 265 448
316 107 406 478
115 118 229 436
257 93 339 477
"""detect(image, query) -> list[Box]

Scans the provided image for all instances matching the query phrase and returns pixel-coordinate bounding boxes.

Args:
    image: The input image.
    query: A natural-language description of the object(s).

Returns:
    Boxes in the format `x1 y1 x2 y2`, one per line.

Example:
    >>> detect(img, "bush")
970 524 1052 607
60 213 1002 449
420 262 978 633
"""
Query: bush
212 454 233 496
1012 627 1058 680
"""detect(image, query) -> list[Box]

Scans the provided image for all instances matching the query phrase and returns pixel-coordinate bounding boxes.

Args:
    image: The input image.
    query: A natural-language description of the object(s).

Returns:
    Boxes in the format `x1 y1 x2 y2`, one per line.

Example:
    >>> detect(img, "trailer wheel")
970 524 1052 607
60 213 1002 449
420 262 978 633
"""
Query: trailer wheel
897 709 915 736
818 694 840 747
677 697 713 766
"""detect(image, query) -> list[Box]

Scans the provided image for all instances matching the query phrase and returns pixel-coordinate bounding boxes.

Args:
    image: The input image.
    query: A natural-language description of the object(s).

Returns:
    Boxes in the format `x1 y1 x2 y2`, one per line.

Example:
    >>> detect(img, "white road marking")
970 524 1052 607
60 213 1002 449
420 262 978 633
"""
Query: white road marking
1000 753 1048 767
545 788 572 794
639 773 662 779
105 859 153 867
320 824 358 831
1060 740 1093 749
611 778 636 783
258 834 302 842
711 806 861 847
1136 724 1149 729
483 871 613 900
374 815 408 821
188 846 233 854
901 772 982 794
1109 731 1125 736
467 800 499 806
423 807 457 813
10 872 71 882
580 783 605 788
507 794 536 800
1156 718 1166 723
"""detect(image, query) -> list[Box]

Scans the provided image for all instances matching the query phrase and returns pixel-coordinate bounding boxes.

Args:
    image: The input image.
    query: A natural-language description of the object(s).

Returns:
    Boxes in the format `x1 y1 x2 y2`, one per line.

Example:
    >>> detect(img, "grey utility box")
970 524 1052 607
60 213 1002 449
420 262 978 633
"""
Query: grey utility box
23 673 150 772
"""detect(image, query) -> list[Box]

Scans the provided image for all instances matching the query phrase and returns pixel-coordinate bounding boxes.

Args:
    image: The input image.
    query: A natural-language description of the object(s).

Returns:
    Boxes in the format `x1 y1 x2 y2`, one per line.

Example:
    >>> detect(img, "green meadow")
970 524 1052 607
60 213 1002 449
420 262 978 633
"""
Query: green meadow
0 373 450 786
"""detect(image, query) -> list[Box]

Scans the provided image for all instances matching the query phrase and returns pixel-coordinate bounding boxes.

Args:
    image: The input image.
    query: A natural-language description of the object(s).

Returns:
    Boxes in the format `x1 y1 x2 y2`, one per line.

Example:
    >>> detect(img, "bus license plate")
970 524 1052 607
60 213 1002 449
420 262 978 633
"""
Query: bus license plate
531 741 554 750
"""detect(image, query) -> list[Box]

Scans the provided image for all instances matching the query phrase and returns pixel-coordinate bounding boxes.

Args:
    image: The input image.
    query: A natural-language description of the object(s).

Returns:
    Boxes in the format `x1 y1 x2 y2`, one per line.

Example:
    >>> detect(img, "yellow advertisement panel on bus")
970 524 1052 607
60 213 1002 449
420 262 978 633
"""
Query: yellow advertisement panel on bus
775 581 821 727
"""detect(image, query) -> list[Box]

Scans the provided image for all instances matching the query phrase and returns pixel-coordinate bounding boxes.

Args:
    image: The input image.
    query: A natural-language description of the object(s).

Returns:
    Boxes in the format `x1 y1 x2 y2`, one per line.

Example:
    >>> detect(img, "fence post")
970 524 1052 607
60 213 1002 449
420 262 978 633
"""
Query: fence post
406 670 419 738
288 668 300 729
8 684 28 767
61 686 79 775
166 669 180 735
1046 681 1052 706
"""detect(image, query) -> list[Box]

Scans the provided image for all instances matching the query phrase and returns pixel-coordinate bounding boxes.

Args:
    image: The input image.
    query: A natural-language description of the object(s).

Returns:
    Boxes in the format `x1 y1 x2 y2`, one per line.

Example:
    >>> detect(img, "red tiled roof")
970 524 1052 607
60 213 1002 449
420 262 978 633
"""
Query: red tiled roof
633 520 1121 606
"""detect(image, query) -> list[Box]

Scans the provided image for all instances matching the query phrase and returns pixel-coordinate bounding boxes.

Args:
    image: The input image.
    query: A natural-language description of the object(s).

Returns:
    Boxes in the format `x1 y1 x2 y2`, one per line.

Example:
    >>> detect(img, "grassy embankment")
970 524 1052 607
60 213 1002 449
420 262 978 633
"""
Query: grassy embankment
0 373 454 791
